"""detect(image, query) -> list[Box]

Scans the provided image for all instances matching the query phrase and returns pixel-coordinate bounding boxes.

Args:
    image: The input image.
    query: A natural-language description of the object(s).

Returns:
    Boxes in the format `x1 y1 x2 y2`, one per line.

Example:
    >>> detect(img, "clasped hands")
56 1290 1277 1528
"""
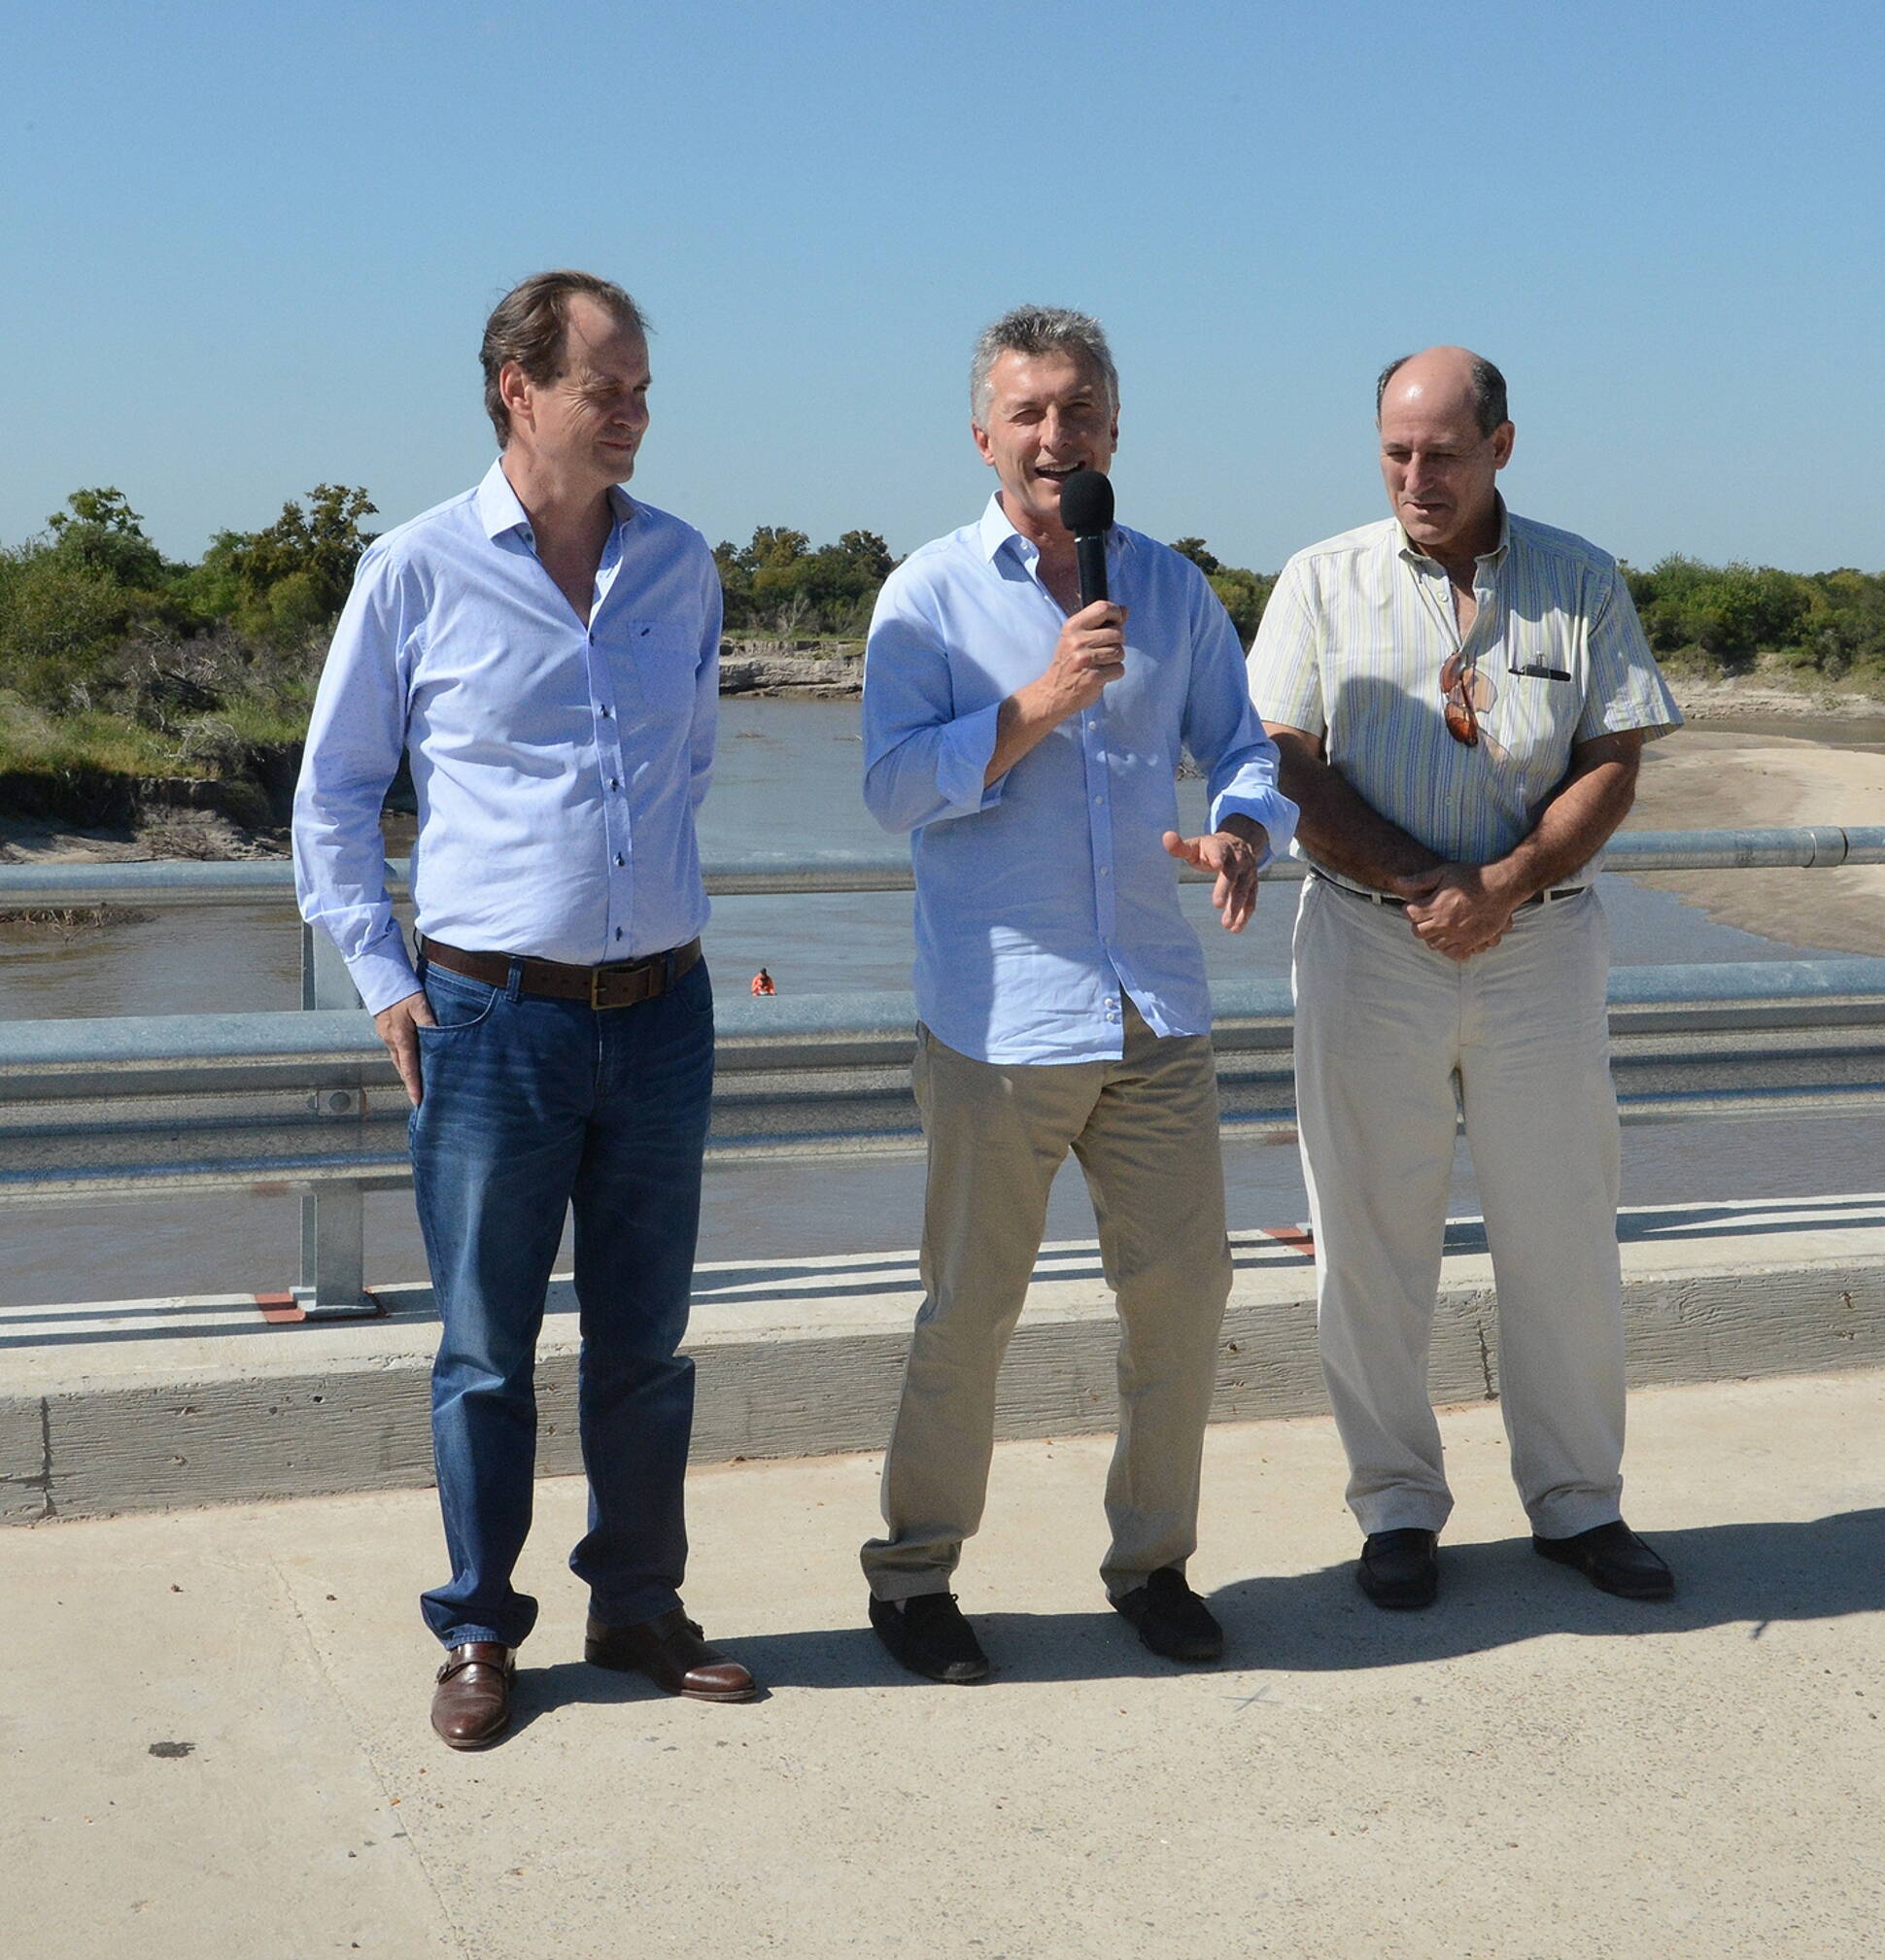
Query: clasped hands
1390 863 1521 961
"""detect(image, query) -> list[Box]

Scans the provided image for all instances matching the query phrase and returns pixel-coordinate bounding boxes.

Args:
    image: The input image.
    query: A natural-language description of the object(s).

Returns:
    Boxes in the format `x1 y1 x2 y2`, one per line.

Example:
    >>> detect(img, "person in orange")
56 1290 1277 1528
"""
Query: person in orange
751 967 776 995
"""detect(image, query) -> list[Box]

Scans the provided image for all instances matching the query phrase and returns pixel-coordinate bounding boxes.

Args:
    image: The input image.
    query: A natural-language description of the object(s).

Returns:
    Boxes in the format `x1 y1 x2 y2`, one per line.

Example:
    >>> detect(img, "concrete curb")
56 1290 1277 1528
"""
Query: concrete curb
6 1196 1885 1522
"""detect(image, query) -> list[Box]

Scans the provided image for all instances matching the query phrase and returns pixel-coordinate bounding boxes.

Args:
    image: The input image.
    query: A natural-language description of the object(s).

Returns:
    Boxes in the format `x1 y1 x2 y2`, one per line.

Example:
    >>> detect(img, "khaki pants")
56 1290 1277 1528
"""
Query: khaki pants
861 1004 1232 1601
1292 877 1628 1539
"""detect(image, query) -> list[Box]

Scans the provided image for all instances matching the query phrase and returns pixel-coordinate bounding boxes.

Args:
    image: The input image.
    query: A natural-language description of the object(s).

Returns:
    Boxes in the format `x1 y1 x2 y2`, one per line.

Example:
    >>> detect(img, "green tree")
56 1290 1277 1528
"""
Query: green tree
712 524 898 635
1208 567 1275 641
1166 536 1274 639
1171 536 1223 576
44 486 168 591
0 490 185 709
223 483 378 629
834 530 895 582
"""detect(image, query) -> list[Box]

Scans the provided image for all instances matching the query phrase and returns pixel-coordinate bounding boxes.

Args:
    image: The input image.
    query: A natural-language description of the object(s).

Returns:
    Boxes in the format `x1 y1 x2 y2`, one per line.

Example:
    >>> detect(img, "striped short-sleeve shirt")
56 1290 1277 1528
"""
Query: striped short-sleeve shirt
1249 506 1680 877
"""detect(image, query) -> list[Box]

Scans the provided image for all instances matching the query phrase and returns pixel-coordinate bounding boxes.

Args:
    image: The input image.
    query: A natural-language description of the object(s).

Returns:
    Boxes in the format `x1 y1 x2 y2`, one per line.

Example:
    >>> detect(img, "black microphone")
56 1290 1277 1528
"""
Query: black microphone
1058 467 1114 609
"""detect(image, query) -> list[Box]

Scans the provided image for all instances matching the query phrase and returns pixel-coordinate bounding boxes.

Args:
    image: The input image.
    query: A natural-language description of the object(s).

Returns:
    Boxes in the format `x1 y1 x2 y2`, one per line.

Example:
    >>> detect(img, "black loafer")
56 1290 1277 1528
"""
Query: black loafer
869 1592 989 1683
1357 1529 1439 1609
1112 1566 1224 1663
1533 1521 1674 1599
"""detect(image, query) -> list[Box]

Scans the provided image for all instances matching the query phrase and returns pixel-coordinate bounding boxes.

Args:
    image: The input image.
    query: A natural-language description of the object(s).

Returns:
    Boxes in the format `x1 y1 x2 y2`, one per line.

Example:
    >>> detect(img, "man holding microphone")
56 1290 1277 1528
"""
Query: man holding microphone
858 304 1296 1681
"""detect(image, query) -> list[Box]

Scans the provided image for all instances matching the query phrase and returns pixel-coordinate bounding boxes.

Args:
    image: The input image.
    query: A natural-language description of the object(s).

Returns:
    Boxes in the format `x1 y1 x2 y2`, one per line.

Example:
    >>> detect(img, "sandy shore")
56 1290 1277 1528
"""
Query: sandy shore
1628 727 1885 955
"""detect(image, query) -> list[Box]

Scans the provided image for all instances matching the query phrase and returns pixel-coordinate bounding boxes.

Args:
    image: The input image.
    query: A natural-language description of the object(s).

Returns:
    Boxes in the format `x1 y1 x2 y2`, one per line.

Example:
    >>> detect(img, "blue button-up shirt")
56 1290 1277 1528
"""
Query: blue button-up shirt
293 461 721 1014
863 496 1297 1065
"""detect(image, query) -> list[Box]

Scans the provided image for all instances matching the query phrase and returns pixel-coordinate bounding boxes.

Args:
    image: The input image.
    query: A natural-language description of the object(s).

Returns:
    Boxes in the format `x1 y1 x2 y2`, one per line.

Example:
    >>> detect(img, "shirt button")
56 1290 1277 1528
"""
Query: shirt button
599 705 611 718
615 928 624 941
1094 795 1105 806
608 778 620 791
615 854 626 867
1099 865 1111 877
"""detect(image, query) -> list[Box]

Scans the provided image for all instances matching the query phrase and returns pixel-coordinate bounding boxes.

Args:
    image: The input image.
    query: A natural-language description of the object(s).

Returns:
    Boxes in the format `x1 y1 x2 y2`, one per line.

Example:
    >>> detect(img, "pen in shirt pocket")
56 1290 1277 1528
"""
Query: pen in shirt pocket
1510 661 1572 682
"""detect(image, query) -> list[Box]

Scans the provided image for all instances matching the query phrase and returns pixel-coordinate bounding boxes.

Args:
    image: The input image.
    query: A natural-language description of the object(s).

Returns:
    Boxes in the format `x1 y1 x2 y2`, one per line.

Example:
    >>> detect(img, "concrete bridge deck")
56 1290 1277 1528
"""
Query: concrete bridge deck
6 1194 1885 1522
5 1368 1882 1958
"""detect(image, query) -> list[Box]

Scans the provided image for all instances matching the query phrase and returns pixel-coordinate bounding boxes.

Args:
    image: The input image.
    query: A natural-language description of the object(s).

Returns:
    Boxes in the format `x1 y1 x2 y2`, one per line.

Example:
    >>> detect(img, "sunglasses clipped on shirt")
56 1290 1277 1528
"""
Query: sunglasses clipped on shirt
1440 649 1494 746
1441 653 1575 746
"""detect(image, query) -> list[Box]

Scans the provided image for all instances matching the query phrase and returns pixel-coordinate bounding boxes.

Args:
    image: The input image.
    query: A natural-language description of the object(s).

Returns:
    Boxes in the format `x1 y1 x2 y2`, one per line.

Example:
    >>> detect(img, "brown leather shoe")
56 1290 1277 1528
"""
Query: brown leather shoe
584 1607 758 1702
429 1642 515 1750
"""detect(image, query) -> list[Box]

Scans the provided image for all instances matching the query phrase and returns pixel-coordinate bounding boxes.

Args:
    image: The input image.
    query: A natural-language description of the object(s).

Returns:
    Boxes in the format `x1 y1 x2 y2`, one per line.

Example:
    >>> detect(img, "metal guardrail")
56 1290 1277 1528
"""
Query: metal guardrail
5 827 1885 911
5 829 1885 1315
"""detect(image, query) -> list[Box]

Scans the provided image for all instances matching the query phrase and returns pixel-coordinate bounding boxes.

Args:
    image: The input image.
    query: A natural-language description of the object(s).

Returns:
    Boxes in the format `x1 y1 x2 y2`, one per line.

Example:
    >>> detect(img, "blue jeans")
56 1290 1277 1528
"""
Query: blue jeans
409 952 714 1650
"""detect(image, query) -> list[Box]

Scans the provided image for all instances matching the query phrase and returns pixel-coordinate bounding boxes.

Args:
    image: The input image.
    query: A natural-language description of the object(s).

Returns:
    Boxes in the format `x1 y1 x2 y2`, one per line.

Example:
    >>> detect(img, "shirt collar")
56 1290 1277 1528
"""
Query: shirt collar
976 489 1135 565
1395 495 1511 570
475 457 636 543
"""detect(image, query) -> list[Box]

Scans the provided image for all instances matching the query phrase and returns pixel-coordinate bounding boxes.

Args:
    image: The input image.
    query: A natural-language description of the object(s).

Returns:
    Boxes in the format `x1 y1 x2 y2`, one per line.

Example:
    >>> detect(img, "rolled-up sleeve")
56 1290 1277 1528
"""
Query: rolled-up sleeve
291 545 423 1014
1182 578 1298 865
861 575 1006 835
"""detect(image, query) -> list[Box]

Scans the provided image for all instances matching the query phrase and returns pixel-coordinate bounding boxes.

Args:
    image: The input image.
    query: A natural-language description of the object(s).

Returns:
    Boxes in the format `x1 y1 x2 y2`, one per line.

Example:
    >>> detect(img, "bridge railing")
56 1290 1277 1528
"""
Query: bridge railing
4 827 1884 1316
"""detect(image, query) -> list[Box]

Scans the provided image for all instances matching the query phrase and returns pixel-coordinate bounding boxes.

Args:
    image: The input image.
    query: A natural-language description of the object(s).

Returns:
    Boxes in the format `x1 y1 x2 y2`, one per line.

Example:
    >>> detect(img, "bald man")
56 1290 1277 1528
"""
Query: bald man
1251 349 1682 1610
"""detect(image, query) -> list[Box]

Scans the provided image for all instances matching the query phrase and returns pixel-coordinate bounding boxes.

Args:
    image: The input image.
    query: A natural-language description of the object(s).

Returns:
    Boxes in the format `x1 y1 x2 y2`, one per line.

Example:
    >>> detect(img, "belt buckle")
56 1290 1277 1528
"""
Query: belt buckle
590 959 654 1010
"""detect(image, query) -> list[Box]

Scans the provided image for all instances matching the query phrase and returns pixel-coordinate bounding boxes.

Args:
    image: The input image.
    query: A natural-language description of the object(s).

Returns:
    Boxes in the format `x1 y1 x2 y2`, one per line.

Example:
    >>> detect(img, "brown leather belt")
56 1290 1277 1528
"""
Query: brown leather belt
419 936 703 1010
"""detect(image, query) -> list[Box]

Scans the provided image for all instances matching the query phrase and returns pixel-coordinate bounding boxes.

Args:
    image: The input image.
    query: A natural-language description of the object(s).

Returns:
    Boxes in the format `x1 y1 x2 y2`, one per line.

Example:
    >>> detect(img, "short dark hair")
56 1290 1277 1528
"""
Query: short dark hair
1375 352 1509 436
970 304 1118 424
480 271 648 445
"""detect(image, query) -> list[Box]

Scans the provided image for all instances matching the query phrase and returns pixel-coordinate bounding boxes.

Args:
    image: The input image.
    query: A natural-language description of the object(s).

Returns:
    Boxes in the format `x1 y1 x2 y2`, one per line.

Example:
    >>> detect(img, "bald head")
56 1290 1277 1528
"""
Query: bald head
1376 346 1508 437
1375 346 1514 566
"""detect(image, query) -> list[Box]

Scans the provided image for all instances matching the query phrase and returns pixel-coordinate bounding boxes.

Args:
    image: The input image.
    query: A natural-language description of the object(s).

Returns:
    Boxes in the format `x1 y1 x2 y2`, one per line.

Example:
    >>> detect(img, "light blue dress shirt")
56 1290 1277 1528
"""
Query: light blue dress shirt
293 461 721 1014
863 495 1297 1065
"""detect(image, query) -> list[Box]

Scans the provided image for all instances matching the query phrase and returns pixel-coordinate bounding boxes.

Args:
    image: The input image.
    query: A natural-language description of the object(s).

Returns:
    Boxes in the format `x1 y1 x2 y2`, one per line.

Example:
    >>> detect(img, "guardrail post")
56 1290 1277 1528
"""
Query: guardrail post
301 922 360 1013
296 921 378 1318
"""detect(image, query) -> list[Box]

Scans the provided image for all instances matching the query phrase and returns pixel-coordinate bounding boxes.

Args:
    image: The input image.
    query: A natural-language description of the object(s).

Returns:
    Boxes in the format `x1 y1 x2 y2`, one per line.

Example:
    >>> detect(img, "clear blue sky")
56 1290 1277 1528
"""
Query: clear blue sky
6 0 1881 574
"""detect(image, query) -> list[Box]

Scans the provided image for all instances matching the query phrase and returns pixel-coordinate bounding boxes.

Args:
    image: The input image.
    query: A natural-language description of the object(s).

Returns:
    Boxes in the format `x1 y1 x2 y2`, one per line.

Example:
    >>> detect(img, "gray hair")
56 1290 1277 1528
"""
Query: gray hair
1375 352 1510 436
970 305 1118 425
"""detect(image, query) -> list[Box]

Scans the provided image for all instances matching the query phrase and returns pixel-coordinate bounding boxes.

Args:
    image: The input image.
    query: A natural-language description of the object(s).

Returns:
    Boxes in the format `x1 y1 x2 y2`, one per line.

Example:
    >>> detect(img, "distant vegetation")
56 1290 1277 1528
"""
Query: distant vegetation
3 483 1881 828
712 526 895 639
0 484 377 824
1622 558 1885 686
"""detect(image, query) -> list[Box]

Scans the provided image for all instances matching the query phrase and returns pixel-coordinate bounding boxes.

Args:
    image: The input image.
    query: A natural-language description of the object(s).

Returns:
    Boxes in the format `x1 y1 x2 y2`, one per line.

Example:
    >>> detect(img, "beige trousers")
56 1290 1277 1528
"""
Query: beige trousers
861 1004 1232 1601
1291 877 1628 1539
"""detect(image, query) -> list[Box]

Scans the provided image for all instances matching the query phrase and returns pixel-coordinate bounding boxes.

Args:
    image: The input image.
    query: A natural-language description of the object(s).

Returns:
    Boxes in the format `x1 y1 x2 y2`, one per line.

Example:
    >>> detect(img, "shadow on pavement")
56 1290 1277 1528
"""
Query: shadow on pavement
1214 1508 1885 1672
496 1509 1885 1724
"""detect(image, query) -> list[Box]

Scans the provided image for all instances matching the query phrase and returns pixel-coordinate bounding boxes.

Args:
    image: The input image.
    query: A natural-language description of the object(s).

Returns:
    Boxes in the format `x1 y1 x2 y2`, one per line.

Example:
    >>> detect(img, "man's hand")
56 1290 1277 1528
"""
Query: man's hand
374 989 437 1106
1164 817 1267 933
984 601 1129 785
1392 864 1520 962
1037 600 1127 718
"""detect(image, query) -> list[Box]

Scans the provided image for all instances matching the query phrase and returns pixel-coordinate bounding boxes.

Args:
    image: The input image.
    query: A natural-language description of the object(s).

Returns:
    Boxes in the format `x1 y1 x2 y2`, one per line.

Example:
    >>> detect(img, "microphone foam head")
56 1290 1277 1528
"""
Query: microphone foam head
1058 467 1114 537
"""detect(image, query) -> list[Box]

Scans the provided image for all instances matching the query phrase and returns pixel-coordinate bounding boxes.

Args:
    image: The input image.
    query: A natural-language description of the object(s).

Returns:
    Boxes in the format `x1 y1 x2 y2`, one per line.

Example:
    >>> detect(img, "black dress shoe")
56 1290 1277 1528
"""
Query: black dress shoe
1112 1566 1224 1663
1357 1529 1439 1609
430 1642 514 1750
869 1592 989 1683
585 1607 760 1701
1533 1520 1674 1599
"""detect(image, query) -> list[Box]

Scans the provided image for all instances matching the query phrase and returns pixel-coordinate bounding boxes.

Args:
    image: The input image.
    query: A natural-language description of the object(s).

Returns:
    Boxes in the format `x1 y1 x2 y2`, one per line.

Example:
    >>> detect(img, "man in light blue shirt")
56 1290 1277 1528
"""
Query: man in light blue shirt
859 305 1297 1682
294 271 756 1749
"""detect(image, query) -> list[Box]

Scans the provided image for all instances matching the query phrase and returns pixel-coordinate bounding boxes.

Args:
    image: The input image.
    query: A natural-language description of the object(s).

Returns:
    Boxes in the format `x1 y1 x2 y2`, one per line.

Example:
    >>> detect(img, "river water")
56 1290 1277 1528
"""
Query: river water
4 698 1882 1308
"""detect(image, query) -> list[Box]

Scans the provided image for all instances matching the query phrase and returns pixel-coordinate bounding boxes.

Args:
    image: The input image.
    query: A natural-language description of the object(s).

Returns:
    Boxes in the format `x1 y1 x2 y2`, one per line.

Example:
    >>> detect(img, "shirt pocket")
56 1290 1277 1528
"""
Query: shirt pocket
612 621 698 726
